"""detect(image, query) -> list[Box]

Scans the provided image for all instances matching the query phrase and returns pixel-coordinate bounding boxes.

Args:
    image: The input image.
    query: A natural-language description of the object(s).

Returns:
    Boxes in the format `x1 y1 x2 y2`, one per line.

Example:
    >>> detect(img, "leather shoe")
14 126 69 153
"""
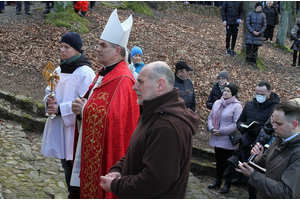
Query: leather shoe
43 9 50 14
16 10 20 15
26 10 31 15
208 179 222 189
220 181 231 194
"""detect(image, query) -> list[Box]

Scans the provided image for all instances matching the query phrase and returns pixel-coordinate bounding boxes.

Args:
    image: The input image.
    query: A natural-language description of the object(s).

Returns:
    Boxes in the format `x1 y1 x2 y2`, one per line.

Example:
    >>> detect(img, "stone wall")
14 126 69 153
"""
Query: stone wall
157 2 221 18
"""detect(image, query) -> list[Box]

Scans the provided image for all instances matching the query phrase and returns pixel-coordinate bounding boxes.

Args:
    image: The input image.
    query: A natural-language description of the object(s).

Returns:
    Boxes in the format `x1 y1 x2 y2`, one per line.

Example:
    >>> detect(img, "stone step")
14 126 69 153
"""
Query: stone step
0 89 218 177
191 146 216 177
0 90 46 132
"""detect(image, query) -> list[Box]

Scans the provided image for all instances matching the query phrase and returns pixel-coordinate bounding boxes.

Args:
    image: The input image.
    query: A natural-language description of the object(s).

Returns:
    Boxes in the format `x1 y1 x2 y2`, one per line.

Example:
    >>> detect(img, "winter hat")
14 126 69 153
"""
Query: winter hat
224 82 239 96
61 32 82 52
131 46 143 58
176 61 193 71
255 2 263 8
217 70 230 81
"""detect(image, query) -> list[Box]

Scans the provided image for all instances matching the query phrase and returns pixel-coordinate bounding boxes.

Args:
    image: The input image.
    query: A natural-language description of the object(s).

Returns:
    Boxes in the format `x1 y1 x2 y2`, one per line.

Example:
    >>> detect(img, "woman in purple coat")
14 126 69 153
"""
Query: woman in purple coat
207 82 243 194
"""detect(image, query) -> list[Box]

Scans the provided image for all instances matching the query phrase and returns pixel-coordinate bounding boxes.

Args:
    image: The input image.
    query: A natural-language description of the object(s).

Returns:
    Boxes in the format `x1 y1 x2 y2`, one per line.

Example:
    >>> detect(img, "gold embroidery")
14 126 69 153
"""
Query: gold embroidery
83 92 109 198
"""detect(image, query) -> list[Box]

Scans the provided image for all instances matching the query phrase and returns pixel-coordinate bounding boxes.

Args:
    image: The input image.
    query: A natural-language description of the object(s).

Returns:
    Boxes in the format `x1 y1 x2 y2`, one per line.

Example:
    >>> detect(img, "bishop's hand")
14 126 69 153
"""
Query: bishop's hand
72 97 86 115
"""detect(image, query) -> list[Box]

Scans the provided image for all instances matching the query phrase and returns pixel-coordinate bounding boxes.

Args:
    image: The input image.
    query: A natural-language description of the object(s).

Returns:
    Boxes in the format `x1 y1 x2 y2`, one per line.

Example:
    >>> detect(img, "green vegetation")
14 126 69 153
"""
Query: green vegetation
45 2 90 34
256 57 269 71
237 50 269 71
100 1 155 17
44 1 154 32
273 43 293 53
21 123 31 131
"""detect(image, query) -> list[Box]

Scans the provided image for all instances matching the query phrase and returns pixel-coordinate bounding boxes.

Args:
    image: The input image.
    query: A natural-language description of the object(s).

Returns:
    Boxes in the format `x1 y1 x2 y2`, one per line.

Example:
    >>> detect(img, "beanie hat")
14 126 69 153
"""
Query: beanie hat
60 32 82 52
175 61 193 71
225 82 239 96
131 46 143 58
217 70 230 81
255 2 263 8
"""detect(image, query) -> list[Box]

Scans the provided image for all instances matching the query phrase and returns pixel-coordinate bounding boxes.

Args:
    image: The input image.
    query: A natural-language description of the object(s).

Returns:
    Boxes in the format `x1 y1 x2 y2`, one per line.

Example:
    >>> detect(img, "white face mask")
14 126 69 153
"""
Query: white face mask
256 95 266 103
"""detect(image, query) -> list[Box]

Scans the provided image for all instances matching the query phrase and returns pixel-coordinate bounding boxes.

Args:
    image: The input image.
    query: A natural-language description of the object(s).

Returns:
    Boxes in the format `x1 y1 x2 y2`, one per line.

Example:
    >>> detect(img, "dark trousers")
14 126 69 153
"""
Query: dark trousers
226 24 239 50
293 50 300 65
45 1 54 9
246 44 259 64
16 1 30 11
214 147 234 179
0 1 4 10
61 159 72 193
90 1 95 8
241 148 257 199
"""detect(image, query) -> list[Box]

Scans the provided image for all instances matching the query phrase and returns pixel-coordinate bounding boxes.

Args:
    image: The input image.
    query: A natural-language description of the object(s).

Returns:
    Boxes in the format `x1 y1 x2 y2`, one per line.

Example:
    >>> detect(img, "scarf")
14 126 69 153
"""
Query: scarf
212 96 237 130
61 53 81 64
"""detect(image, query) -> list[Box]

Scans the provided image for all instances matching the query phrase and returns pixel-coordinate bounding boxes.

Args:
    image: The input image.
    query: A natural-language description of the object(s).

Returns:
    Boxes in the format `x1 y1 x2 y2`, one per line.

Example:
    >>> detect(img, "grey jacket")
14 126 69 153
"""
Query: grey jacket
248 134 300 198
291 20 300 51
246 10 267 46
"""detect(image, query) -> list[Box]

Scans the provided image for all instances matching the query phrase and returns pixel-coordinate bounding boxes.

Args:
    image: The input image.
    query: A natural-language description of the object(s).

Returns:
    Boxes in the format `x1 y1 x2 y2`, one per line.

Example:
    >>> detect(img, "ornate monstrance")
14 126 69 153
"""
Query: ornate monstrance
42 61 59 119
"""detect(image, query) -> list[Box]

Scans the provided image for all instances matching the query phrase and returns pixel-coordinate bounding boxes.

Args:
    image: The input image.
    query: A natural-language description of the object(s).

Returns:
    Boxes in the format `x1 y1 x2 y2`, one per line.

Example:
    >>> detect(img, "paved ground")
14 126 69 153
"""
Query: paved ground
0 119 249 199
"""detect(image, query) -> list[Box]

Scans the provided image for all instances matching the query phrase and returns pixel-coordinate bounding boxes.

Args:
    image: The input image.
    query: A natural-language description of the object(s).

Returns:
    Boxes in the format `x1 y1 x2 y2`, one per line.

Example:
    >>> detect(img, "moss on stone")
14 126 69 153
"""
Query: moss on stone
100 1 155 17
45 2 90 34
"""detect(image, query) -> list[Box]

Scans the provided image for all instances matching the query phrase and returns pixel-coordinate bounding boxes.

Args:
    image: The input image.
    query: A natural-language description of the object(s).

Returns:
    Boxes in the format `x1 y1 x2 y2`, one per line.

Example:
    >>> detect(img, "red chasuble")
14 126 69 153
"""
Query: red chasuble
74 61 139 199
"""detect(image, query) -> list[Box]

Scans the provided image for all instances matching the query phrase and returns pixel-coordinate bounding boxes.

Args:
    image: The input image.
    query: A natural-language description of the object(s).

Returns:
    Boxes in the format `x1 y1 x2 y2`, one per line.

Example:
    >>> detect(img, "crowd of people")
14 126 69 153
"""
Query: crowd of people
3 1 296 199
0 1 95 16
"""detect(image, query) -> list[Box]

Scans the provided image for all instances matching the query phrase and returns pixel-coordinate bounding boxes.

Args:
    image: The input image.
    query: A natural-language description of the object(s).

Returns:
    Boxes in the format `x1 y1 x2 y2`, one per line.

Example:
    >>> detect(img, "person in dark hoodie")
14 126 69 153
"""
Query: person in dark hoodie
237 80 279 199
245 2 267 69
41 32 95 197
100 61 201 198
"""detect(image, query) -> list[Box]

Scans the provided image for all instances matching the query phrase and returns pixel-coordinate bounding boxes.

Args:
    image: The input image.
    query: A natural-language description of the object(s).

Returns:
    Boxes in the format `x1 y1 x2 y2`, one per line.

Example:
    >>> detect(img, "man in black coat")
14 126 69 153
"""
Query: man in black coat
237 80 280 199
174 61 195 112
221 1 244 57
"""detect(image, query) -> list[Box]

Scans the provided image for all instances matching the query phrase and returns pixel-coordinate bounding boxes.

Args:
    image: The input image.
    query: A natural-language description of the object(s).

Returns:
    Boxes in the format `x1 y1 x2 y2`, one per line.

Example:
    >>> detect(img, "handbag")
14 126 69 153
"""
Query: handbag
229 130 242 145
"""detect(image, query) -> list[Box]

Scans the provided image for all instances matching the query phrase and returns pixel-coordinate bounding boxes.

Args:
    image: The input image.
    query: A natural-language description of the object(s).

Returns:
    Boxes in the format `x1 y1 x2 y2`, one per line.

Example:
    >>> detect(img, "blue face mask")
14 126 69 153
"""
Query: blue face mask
256 95 266 103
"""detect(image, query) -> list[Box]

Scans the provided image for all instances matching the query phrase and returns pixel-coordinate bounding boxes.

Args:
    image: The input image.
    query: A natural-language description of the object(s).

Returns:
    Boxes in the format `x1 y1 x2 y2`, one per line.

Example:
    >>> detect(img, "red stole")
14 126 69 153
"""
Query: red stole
74 61 139 199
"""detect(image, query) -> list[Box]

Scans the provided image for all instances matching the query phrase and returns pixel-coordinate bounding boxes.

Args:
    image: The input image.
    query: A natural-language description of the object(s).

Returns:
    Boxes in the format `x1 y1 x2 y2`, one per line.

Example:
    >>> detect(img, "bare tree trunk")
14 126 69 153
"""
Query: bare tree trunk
276 1 289 46
241 1 256 53
287 1 296 38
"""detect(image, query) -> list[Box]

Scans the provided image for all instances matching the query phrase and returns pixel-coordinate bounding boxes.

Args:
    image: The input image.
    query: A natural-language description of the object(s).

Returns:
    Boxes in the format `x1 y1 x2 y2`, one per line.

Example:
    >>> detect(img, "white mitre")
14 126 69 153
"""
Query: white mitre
100 9 133 48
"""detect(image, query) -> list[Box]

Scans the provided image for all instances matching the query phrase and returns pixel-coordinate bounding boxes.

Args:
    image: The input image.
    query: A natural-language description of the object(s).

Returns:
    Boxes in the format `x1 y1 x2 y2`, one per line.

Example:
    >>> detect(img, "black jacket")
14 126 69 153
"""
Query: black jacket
206 82 239 110
174 74 195 111
60 51 91 74
262 5 279 27
221 1 244 25
237 92 280 135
